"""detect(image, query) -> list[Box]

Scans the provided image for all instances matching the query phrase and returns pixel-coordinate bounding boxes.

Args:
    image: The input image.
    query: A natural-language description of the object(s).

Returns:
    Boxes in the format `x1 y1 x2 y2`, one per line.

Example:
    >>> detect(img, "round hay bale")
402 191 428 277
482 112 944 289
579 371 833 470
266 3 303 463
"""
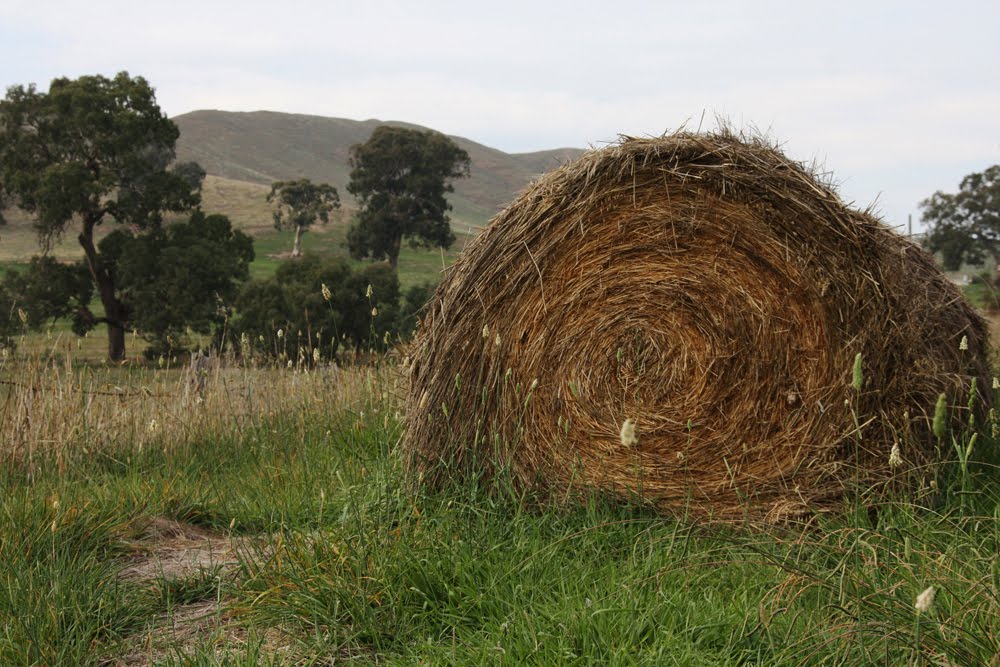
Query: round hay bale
403 131 990 521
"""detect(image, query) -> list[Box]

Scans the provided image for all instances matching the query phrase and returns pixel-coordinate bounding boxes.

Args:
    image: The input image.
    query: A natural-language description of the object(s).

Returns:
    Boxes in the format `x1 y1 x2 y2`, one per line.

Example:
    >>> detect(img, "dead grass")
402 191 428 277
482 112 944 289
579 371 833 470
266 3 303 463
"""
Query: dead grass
0 351 387 469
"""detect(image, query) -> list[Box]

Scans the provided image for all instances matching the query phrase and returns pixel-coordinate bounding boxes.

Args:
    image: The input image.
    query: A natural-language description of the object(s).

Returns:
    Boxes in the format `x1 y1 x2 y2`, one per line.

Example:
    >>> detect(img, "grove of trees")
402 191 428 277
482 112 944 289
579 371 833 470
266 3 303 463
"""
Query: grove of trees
1 73 463 362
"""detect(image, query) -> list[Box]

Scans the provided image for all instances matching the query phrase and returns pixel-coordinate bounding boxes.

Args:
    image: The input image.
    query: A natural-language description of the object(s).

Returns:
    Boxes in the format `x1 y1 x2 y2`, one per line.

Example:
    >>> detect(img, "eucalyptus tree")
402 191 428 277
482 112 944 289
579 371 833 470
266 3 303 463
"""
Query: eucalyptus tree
347 126 470 269
268 178 340 258
0 72 202 360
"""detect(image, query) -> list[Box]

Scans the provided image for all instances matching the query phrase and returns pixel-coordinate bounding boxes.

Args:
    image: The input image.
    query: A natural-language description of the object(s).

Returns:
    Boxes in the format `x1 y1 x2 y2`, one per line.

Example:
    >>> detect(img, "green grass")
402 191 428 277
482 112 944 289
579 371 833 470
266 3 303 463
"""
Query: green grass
1 358 998 665
963 280 1000 313
247 221 471 289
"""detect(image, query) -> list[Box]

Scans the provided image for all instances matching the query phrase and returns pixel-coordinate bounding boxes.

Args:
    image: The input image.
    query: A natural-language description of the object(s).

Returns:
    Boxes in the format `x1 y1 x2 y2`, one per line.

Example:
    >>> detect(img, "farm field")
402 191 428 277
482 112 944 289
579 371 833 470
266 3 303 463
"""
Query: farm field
1 352 998 665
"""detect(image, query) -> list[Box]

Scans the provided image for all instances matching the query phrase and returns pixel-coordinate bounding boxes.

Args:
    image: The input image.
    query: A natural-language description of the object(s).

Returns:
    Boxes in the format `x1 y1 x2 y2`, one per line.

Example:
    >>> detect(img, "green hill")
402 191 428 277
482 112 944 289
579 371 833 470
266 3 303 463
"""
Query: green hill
173 110 585 229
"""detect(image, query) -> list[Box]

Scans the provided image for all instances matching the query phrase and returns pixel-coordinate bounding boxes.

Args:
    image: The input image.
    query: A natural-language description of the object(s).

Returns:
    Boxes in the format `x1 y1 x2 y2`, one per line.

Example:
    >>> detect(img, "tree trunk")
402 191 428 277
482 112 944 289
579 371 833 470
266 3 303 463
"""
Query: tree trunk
388 235 402 270
292 224 304 258
79 219 128 361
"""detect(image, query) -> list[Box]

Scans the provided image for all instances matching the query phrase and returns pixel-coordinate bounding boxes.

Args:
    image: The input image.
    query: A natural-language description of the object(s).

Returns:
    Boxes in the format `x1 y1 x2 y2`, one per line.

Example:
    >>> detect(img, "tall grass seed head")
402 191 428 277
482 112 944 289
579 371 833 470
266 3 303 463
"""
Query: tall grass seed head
620 418 638 447
932 393 948 439
851 352 863 391
321 283 332 302
959 335 968 351
365 284 373 299
482 323 490 339
915 586 936 614
888 441 903 468
17 308 27 325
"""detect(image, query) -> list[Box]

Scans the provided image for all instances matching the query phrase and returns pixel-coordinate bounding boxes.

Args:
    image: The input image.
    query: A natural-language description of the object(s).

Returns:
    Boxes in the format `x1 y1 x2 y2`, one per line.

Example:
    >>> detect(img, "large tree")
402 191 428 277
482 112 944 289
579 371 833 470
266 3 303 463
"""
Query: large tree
99 211 254 356
0 72 202 360
3 212 253 357
922 165 1000 273
346 126 470 269
268 178 340 258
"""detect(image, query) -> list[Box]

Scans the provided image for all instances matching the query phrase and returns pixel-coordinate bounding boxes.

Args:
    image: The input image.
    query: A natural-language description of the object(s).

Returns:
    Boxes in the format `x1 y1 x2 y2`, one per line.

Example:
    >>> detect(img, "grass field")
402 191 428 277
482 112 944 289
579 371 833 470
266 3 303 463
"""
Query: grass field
1 352 998 665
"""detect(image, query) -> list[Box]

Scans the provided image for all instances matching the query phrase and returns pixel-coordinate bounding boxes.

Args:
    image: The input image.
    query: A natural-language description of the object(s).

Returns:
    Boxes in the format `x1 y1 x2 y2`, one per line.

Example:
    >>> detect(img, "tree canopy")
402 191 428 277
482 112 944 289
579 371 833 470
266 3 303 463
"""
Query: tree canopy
3 212 253 357
922 165 1000 272
0 71 203 360
98 211 254 356
1 257 92 334
268 178 340 258
346 126 470 269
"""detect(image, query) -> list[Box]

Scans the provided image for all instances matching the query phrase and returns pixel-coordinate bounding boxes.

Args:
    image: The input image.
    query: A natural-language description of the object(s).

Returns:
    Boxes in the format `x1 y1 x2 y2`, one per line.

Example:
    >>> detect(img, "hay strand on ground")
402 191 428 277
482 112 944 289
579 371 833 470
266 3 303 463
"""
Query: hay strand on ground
403 130 990 521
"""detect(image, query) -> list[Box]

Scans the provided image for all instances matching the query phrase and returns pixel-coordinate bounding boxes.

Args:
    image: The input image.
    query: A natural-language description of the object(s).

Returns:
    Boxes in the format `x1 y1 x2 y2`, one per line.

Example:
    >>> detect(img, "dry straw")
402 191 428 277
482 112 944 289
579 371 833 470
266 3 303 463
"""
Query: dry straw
403 130 990 521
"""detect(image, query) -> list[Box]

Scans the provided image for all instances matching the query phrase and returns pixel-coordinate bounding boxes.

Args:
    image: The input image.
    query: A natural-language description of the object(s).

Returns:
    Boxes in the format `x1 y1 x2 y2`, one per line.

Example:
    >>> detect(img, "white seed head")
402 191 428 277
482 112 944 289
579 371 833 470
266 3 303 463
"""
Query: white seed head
148 418 158 433
482 324 490 339
620 418 638 447
371 307 379 317
888 442 903 469
277 328 284 339
529 378 539 392
17 308 27 325
365 284 373 299
959 335 968 351
915 586 935 614
321 283 332 301
313 348 321 363
494 333 501 347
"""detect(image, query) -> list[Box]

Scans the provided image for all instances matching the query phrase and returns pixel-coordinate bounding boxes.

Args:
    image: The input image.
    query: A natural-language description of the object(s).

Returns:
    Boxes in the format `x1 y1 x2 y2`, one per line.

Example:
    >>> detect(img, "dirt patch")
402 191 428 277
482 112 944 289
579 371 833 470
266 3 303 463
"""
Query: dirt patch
119 516 237 583
108 516 290 665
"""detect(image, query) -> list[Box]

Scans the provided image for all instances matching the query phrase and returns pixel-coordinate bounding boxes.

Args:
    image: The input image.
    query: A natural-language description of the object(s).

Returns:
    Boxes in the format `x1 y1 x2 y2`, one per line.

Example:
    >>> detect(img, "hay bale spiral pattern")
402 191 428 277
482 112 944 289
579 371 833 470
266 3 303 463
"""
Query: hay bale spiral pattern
404 132 989 521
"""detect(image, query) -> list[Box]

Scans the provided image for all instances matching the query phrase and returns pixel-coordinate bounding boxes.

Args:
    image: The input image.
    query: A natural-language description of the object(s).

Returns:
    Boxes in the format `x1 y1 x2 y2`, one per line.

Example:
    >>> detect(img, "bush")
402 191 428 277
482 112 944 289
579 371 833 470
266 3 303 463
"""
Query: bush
233 255 420 362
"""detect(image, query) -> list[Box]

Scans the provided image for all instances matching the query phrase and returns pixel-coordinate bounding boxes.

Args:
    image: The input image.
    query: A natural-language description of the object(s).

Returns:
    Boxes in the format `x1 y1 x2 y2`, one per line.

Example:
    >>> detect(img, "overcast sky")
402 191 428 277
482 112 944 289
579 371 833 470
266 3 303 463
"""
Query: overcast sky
2 0 998 229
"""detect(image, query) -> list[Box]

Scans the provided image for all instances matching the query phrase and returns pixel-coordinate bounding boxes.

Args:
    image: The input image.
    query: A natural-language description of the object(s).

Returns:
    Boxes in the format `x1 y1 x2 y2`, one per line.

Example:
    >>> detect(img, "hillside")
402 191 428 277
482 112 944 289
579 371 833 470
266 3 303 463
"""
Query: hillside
174 110 586 229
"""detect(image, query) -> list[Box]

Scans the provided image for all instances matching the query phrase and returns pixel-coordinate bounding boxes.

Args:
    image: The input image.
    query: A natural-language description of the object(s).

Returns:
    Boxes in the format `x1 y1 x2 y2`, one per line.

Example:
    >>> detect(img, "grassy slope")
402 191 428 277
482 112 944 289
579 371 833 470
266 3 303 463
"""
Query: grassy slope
0 360 997 665
173 110 586 231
